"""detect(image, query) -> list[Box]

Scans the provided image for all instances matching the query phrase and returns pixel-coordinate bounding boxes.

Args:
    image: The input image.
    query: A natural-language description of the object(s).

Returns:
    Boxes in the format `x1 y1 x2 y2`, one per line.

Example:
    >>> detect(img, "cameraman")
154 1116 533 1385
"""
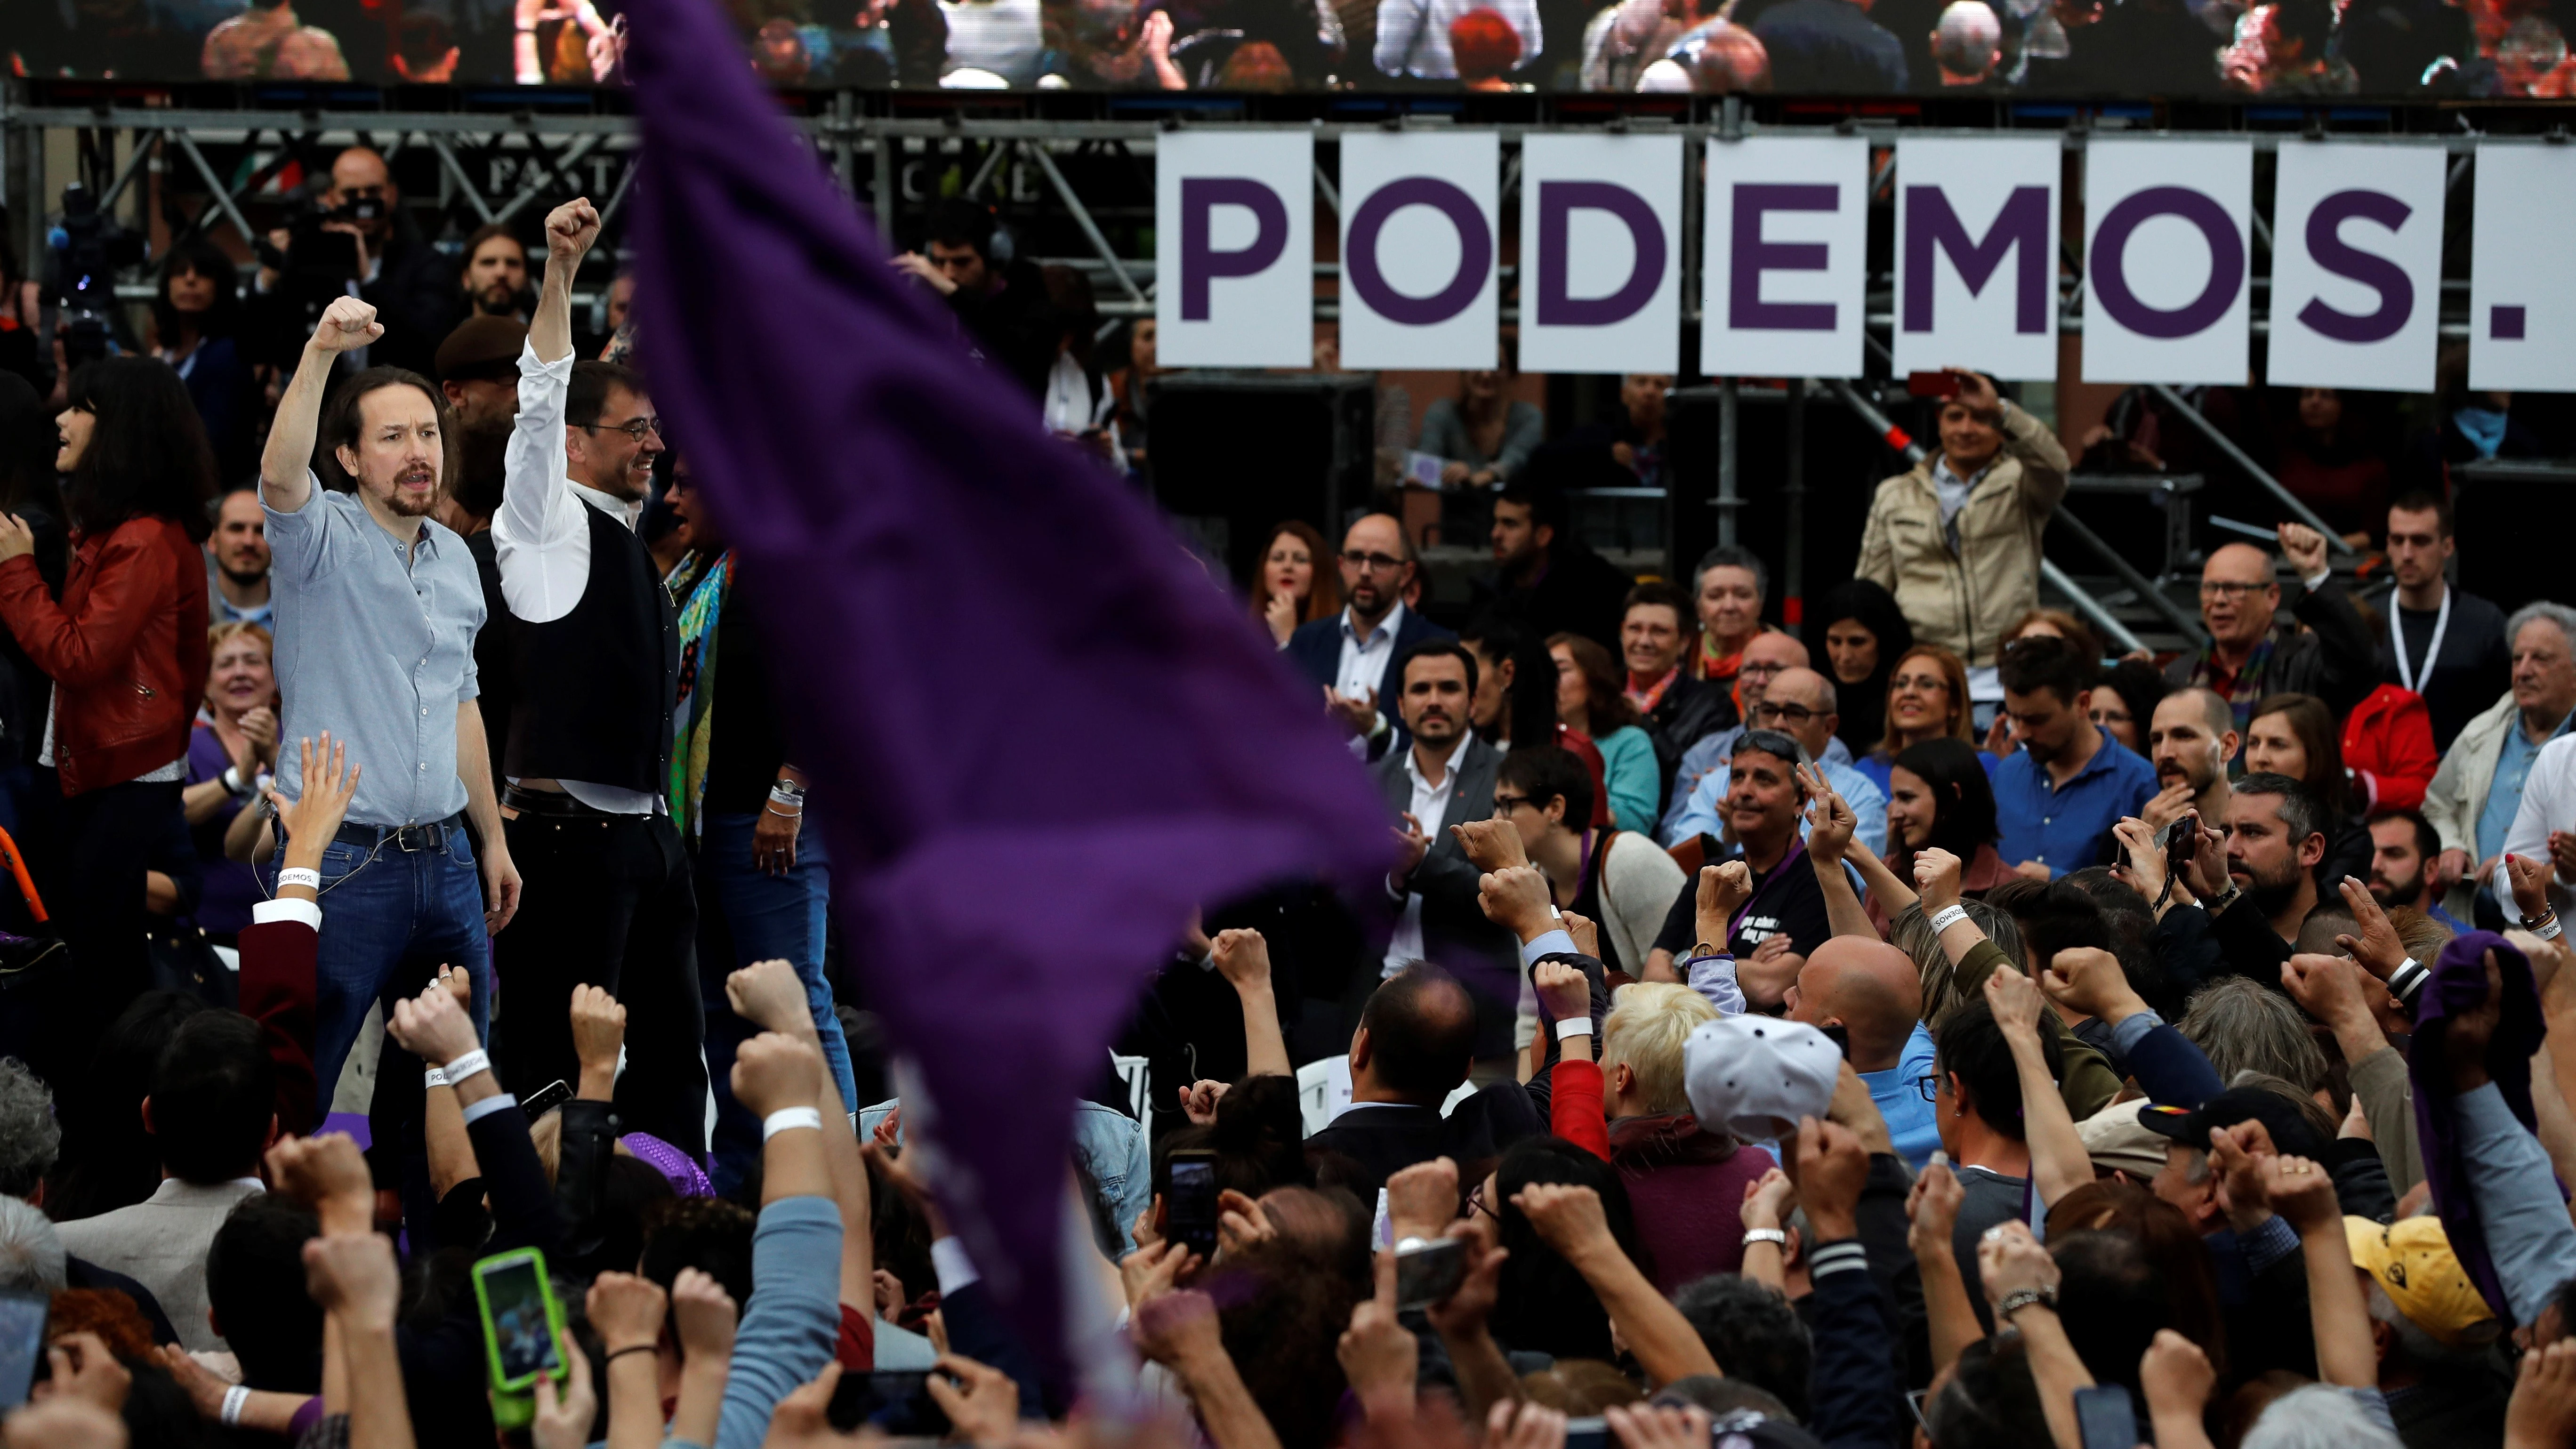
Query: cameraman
254 148 453 378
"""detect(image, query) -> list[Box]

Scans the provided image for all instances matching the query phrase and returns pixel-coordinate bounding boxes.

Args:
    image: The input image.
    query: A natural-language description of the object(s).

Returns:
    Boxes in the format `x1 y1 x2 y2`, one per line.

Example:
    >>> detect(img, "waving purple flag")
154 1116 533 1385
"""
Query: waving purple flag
617 0 1389 1366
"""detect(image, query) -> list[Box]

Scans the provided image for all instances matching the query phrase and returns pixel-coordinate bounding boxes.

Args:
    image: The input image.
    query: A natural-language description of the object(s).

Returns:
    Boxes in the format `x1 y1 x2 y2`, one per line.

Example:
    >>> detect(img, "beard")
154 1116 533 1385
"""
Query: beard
476 283 524 316
2369 872 2426 910
2239 854 2308 918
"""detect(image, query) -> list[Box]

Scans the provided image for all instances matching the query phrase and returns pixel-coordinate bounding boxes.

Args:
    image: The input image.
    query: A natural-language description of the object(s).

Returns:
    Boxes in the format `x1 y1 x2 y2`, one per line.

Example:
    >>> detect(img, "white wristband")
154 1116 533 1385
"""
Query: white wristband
423 1065 449 1089
763 1106 825 1140
221 1385 250 1426
1554 1018 1592 1039
2542 918 2566 942
277 867 322 891
441 1049 491 1087
1928 904 1970 933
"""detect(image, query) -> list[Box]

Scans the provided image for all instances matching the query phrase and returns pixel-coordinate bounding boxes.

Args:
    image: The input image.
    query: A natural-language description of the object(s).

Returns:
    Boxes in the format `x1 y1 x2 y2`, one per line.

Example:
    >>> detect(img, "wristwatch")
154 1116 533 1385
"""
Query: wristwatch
1996 1286 2058 1320
2204 882 2242 916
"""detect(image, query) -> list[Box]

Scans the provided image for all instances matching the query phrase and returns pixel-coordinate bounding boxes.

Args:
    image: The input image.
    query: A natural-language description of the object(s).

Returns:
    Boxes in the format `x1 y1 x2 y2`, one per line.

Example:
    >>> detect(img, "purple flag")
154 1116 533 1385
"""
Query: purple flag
617 0 1390 1366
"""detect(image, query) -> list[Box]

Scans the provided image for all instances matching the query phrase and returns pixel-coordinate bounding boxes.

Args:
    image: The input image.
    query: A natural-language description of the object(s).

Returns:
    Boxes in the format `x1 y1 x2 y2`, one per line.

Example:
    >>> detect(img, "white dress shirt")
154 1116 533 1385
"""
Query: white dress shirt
2498 732 2576 925
1384 738 1463 976
493 341 660 816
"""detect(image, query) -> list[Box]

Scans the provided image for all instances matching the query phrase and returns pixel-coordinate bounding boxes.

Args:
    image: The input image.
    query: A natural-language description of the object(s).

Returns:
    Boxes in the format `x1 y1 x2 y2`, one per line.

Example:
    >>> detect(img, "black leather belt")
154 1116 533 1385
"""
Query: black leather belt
505 785 609 818
332 815 462 853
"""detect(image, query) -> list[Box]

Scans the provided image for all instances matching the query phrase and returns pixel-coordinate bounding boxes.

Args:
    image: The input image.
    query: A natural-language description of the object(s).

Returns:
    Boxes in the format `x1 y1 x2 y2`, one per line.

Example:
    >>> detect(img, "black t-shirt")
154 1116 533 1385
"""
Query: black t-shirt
702 581 792 815
1650 841 1835 962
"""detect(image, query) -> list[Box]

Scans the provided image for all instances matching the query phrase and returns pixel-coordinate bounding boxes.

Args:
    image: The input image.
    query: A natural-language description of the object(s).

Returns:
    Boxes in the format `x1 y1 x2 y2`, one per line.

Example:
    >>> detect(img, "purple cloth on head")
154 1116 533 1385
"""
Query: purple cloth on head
615 0 1389 1373
2409 929 2545 1319
623 1132 714 1197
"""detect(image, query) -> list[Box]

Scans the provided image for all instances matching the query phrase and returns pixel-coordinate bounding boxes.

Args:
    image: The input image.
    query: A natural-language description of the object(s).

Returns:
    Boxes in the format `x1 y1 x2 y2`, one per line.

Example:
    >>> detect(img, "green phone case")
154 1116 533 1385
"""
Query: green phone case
469 1246 568 1395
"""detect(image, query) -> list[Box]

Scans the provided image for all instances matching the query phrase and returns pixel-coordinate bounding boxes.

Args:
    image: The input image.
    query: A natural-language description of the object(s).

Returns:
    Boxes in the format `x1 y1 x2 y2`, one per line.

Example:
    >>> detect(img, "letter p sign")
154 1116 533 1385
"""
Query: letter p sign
1157 132 1312 368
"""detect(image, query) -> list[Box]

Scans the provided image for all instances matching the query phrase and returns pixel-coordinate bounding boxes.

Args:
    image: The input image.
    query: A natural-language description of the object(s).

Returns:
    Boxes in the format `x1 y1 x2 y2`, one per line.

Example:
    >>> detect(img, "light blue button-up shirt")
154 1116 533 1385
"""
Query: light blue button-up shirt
1661 741 1888 859
2478 707 2576 867
264 479 484 828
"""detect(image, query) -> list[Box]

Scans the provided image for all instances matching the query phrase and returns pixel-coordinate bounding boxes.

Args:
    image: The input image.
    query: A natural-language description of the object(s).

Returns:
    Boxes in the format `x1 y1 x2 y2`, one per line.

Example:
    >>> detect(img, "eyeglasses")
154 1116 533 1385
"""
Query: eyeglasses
1915 1073 1941 1103
1751 702 1819 726
1494 794 1540 813
1907 1389 1933 1444
578 415 664 443
1465 1180 1498 1220
2198 580 2271 599
1341 550 1406 572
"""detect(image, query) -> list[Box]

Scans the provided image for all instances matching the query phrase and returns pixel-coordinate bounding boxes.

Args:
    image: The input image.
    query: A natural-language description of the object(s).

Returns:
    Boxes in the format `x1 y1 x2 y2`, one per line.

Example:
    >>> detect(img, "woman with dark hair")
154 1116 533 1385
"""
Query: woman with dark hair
1254 520 1340 647
1488 1136 1651 1363
1866 643 1981 792
1875 737 2006 932
1808 578 1913 773
1418 339 1543 488
2089 657 2168 756
151 240 259 486
0 357 214 1070
1550 632 1658 836
2245 692 2371 887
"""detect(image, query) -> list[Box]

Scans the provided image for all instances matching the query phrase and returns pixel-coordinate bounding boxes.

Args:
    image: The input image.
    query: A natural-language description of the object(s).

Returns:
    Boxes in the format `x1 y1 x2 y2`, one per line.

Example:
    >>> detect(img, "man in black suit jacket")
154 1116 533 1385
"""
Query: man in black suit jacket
1305 963 1538 1201
1369 641 1518 1065
1307 871 1609 1202
1283 513 1453 761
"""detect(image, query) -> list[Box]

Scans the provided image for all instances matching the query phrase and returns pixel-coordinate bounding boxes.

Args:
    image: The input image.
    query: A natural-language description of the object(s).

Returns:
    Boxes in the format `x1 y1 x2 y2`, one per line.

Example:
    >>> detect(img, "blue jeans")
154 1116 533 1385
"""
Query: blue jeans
264 822 492 1109
696 812 853 1195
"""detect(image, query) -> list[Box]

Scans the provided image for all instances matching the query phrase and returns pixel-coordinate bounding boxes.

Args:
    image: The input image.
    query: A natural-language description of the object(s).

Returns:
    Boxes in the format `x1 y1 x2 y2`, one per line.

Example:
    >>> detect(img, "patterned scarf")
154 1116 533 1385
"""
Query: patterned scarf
1626 668 1677 715
666 549 731 837
2184 634 2278 733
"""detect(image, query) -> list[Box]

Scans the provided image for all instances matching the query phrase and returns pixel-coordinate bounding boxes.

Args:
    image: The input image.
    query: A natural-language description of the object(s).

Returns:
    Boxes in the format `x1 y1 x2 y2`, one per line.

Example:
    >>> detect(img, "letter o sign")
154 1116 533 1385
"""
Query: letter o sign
1345 177 1493 327
2089 185 2245 341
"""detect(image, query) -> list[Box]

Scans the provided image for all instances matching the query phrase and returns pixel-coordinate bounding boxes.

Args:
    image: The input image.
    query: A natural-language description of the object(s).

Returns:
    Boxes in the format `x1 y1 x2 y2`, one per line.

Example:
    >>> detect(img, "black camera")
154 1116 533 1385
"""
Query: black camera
51 183 146 370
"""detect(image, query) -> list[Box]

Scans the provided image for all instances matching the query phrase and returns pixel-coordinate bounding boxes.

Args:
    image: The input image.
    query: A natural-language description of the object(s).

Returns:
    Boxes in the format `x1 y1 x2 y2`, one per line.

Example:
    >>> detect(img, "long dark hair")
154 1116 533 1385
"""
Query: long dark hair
1490 1137 1651 1360
0 372 64 521
61 358 217 542
1894 736 1999 859
1808 578 1913 754
2248 692 2350 816
150 239 245 346
1549 632 1640 734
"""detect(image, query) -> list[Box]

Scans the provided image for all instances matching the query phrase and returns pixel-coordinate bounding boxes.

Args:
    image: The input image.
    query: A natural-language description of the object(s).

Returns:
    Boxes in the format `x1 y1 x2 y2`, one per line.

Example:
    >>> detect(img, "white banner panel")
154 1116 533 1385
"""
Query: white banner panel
1337 131 1500 369
1516 134 1680 375
1154 130 1312 368
2471 144 2576 392
1894 137 2062 380
2080 139 2250 385
1700 135 1870 380
2267 145 2444 392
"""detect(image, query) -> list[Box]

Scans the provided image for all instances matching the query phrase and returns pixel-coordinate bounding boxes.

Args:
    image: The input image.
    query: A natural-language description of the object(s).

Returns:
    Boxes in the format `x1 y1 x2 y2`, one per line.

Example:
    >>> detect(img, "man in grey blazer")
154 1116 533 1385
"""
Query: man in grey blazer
1371 640 1521 1069
55 1012 277 1353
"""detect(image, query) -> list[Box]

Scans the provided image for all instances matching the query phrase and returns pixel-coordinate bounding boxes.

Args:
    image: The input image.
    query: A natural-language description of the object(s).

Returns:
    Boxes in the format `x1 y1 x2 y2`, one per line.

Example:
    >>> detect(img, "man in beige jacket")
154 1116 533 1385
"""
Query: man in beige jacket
1855 368 2069 674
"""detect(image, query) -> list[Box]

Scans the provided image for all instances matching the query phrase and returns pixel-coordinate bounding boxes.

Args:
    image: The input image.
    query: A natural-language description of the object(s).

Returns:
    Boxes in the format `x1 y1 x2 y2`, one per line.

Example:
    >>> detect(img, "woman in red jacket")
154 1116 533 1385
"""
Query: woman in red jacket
0 357 213 1061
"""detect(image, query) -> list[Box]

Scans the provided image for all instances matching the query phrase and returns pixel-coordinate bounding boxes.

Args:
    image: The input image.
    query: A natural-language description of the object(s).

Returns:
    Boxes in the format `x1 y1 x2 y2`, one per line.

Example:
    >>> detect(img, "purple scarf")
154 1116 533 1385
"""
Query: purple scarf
2408 930 2545 1320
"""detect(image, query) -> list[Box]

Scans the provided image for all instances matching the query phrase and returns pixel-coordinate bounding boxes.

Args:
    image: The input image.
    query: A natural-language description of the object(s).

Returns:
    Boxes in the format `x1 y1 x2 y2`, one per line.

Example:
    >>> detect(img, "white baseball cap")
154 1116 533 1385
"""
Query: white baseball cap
1682 1015 1842 1143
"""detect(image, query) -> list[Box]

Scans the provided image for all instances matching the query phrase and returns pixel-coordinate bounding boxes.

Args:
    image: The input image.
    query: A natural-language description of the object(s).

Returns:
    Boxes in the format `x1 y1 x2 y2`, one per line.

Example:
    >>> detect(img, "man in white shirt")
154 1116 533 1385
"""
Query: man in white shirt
1284 513 1453 762
1371 642 1516 1071
487 198 705 1153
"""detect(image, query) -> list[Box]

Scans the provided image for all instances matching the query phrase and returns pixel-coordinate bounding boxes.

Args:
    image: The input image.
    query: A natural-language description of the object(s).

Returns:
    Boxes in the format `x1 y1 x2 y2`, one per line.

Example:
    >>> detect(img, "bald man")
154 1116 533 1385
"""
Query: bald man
1658 631 1821 843
1789 935 1939 1167
1283 512 1455 762
2161 521 2375 727
2144 685 2238 829
258 146 459 378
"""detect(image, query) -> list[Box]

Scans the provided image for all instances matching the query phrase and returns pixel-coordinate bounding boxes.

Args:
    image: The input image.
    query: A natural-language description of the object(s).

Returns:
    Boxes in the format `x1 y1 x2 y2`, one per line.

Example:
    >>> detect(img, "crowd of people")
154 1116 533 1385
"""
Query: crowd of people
14 0 2576 94
0 131 2575 1449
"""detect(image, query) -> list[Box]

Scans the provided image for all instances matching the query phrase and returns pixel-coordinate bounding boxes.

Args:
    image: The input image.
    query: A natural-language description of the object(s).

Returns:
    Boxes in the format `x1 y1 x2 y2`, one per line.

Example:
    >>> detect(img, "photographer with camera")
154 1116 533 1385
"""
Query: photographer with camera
254 148 455 380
